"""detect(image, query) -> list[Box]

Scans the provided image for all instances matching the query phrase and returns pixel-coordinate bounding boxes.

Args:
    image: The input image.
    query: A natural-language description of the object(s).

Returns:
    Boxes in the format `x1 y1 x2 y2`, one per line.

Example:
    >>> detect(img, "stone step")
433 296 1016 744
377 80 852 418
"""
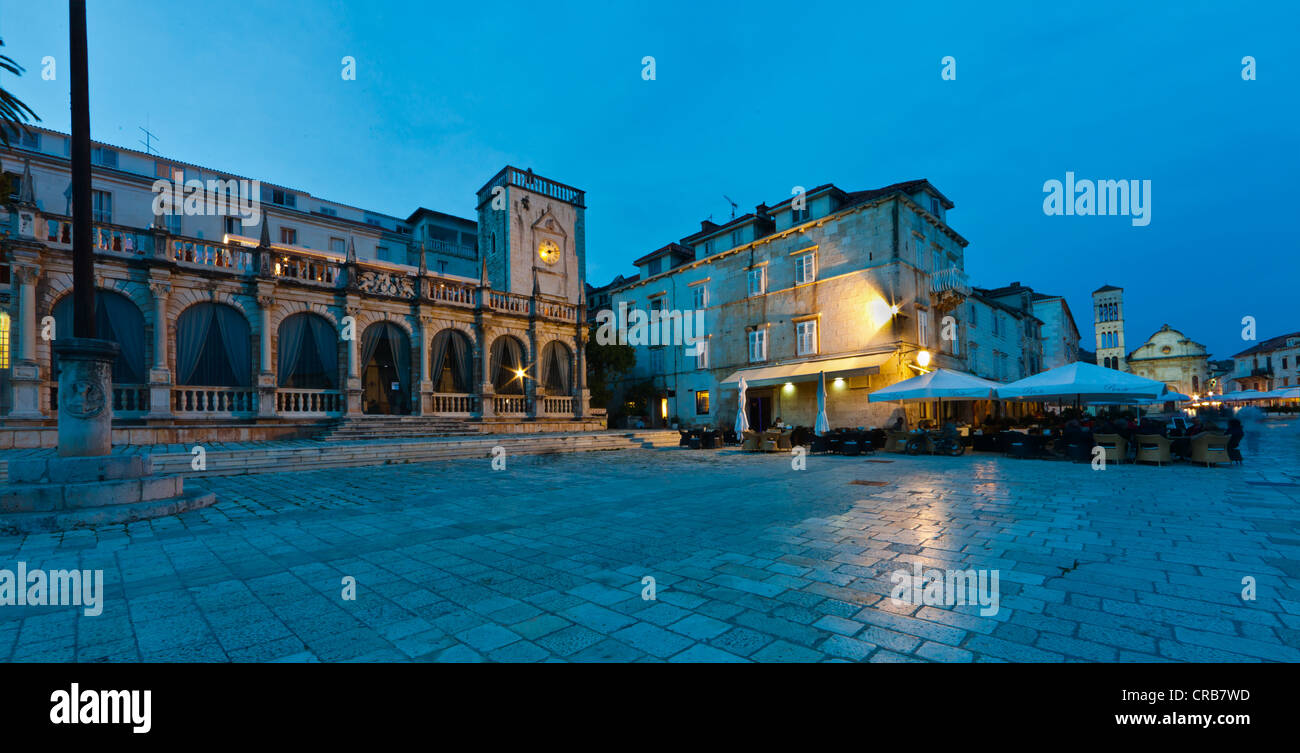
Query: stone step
0 489 217 535
1 475 183 513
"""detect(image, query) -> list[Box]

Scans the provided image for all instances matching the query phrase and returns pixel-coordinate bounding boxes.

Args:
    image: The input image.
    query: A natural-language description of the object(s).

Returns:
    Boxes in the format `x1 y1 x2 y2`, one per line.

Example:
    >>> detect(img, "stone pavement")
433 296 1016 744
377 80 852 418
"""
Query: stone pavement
1 419 1297 662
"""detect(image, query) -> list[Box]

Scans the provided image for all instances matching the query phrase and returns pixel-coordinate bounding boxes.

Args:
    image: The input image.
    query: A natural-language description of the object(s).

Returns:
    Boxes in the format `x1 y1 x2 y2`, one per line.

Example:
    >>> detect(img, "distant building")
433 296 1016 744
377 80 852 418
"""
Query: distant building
966 283 1046 382
1031 292 1081 369
1206 359 1234 394
585 273 638 325
1230 332 1300 391
1092 284 1126 370
1125 324 1210 397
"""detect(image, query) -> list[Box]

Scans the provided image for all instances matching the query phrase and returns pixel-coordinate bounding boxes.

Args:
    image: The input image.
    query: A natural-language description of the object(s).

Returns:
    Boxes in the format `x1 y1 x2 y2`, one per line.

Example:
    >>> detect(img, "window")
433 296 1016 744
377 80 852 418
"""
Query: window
918 310 931 347
794 252 816 285
319 206 338 217
155 162 184 183
730 229 741 248
696 339 709 370
792 205 810 224
329 237 346 255
747 267 766 297
992 313 1000 336
269 188 296 208
932 249 941 272
4 171 21 200
650 297 664 313
695 390 710 415
224 216 243 236
91 190 112 223
796 320 817 356
702 240 713 256
930 197 941 215
692 285 708 310
647 257 662 276
280 227 297 245
91 147 118 168
0 311 9 369
649 348 664 374
376 245 388 261
969 303 977 326
165 213 181 235
748 329 767 362
16 130 40 150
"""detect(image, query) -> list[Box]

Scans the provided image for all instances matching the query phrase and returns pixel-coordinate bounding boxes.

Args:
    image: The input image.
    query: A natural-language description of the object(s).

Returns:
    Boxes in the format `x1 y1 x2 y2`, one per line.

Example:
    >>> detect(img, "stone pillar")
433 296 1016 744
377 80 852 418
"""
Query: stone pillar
146 279 173 419
574 331 591 419
415 312 434 415
344 301 362 415
477 328 494 419
255 290 277 417
54 338 119 456
8 261 44 419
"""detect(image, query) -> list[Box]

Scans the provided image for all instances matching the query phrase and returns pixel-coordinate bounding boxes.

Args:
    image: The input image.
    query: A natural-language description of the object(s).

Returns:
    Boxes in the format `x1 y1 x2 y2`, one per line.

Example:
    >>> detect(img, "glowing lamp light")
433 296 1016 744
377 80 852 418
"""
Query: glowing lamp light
783 382 795 393
916 350 931 368
890 304 901 315
833 377 845 387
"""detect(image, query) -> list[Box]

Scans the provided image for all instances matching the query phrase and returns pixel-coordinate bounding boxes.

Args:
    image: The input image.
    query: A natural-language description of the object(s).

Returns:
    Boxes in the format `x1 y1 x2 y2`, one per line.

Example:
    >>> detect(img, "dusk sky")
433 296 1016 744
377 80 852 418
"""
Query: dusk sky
2 0 1296 362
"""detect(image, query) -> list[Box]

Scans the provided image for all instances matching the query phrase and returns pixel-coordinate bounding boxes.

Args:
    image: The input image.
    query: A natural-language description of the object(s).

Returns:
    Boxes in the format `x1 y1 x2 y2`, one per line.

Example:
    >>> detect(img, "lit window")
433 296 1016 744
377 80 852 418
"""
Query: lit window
695 390 710 415
748 329 767 363
0 311 9 369
796 320 817 356
794 252 816 285
747 267 766 297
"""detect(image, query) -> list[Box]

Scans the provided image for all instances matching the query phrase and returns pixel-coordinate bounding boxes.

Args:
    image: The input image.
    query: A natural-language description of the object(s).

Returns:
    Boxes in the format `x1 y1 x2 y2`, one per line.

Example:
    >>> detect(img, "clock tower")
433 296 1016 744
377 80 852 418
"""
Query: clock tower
475 167 586 302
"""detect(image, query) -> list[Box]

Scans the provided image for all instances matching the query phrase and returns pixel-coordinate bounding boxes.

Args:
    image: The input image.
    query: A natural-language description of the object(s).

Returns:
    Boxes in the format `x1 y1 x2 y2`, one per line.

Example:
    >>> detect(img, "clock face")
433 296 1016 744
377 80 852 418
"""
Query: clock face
538 238 560 265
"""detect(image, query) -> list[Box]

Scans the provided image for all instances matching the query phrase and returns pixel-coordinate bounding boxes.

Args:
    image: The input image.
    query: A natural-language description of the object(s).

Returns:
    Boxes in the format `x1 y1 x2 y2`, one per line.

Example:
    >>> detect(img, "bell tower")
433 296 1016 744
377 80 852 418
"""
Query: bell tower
475 167 586 302
1092 284 1127 370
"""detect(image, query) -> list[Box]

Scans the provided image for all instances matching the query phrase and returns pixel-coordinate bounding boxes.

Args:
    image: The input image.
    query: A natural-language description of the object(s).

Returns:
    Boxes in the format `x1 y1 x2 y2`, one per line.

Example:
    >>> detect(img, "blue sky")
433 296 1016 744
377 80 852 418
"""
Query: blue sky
2 0 1296 361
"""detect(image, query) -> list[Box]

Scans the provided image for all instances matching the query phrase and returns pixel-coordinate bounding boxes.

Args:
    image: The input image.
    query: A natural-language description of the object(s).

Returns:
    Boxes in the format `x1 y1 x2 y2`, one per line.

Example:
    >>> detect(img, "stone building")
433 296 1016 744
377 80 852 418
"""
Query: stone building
1230 331 1300 391
607 180 977 430
1125 324 1210 397
0 126 596 448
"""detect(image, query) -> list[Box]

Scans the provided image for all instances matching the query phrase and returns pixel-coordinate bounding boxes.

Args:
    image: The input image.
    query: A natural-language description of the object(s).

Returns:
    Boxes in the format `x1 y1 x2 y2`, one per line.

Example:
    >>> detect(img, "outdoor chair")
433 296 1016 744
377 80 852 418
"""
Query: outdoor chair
741 430 761 452
810 434 833 454
700 430 720 450
790 426 811 447
1135 434 1172 466
723 429 739 446
1189 433 1229 467
839 432 862 456
1003 431 1035 459
678 430 692 448
1093 433 1128 465
776 429 793 451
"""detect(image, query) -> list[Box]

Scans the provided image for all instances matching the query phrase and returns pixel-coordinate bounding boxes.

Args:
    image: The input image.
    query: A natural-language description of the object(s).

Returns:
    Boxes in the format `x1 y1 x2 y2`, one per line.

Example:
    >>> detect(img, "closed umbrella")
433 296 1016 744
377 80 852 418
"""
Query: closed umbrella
735 376 750 435
815 371 831 435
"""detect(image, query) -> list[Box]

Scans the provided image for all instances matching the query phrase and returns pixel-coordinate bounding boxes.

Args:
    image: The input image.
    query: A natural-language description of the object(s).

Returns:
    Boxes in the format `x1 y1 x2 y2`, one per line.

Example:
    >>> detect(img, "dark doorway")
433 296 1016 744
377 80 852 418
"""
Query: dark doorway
362 329 410 415
747 393 772 431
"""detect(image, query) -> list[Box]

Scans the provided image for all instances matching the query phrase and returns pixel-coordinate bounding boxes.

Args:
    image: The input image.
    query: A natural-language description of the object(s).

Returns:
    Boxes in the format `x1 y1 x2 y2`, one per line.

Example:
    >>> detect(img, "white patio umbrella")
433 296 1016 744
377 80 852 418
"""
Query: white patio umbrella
867 368 1002 402
996 362 1166 403
734 376 750 435
1217 389 1267 402
1264 387 1300 400
814 371 831 435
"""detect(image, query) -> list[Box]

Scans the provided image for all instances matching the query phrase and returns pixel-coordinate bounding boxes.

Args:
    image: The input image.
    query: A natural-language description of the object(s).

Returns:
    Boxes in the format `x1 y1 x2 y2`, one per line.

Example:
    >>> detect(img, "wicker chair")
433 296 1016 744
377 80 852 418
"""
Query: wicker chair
741 430 761 451
1189 433 1229 467
1135 434 1172 466
1092 433 1128 465
760 430 782 452
776 429 793 451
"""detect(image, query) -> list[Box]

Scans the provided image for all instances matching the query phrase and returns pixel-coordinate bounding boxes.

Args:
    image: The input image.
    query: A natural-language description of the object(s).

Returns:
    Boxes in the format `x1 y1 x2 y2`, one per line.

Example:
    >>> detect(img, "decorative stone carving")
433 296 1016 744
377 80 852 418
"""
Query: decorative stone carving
356 269 415 299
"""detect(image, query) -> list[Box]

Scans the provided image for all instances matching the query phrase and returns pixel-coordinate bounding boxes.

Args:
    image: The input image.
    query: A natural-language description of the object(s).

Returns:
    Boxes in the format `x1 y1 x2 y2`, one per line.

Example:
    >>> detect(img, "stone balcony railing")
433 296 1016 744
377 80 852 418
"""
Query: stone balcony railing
929 267 971 311
32 213 578 323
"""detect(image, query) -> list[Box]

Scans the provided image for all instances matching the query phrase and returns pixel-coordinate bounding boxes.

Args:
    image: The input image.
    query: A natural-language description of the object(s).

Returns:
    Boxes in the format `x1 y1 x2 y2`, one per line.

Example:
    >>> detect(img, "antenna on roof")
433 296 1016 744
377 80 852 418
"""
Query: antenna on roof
138 118 159 156
723 195 738 219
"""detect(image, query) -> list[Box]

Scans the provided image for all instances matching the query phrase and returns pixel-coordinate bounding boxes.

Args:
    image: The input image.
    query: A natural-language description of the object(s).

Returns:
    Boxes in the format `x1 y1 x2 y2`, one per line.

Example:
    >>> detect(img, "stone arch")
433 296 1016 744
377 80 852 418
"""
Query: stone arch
429 327 474 394
489 332 529 394
277 311 340 389
538 339 574 394
49 287 149 384
359 319 413 414
174 300 253 387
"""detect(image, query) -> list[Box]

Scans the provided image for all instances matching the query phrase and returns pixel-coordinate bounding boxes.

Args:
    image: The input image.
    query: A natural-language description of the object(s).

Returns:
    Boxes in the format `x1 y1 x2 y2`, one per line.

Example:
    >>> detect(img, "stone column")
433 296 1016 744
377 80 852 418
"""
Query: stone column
415 311 434 415
146 279 173 419
8 261 45 419
53 337 119 456
574 331 590 420
255 289 278 417
344 301 362 415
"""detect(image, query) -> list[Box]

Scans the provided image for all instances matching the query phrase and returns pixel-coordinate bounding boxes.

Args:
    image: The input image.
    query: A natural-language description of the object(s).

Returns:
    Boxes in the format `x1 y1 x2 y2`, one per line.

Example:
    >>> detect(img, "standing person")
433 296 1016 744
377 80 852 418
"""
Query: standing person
1226 418 1245 464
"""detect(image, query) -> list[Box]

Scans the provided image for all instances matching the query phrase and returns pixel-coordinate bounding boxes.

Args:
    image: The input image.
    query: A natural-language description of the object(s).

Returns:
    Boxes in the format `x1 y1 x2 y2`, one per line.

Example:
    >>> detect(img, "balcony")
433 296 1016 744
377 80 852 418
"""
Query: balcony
929 268 971 311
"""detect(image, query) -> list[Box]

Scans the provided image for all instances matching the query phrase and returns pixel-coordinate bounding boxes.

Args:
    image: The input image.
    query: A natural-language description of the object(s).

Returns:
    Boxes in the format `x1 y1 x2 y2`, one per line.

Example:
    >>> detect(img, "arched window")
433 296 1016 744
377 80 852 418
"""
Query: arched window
360 321 411 414
278 313 338 389
176 303 251 386
52 290 147 383
430 329 473 393
539 340 572 393
491 335 526 394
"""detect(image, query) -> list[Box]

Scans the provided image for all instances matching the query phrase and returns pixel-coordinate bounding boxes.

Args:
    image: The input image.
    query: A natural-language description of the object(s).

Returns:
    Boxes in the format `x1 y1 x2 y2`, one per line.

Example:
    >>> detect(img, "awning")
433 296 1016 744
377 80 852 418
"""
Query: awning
720 353 890 388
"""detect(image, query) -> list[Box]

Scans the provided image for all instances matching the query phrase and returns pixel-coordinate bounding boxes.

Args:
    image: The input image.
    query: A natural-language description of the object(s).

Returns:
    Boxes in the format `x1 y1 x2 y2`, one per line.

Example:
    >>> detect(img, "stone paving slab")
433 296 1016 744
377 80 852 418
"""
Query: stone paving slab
0 419 1297 662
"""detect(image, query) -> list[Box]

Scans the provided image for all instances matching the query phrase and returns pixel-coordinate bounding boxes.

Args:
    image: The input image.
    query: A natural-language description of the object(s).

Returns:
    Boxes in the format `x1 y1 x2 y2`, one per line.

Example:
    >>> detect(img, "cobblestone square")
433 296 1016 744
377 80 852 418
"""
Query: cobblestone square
2 420 1297 663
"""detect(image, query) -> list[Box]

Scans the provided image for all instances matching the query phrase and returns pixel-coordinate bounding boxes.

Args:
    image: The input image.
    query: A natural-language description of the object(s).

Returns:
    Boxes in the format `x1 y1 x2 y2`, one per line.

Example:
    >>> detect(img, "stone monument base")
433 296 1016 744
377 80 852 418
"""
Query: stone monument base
0 454 216 535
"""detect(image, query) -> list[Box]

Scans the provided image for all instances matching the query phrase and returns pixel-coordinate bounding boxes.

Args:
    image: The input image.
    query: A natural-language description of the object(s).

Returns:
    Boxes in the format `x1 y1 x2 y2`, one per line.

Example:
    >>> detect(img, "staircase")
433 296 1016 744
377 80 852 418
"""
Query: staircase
313 415 484 442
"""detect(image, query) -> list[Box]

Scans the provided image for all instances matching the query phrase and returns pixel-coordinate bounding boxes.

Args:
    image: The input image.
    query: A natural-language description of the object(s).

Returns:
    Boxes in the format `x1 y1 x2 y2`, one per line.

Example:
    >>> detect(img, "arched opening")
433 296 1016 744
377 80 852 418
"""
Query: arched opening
539 340 572 394
277 313 339 389
176 302 252 386
361 321 411 414
52 289 148 384
430 328 473 393
490 335 526 395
